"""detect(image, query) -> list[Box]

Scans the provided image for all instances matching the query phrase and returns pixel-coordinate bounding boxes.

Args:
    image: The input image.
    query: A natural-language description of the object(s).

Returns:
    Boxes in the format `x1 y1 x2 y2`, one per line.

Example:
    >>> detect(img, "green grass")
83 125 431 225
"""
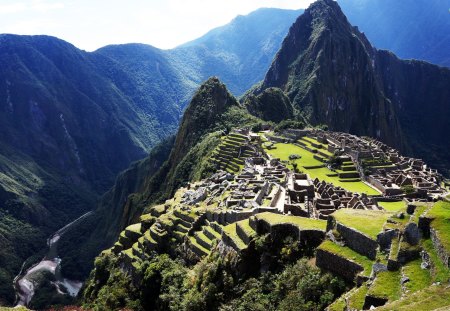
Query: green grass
402 259 432 293
327 297 346 311
266 143 323 168
125 223 141 233
367 270 402 301
411 203 430 224
204 226 221 239
377 284 450 310
265 143 379 195
421 239 450 283
426 201 450 253
256 212 326 231
237 219 256 237
379 201 407 212
389 237 400 261
223 223 247 250
332 209 391 239
189 236 210 255
318 240 373 276
348 284 369 310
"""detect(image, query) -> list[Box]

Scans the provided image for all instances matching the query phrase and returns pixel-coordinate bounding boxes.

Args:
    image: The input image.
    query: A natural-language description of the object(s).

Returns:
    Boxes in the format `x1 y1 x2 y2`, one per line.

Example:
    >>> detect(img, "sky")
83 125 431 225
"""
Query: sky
0 0 315 51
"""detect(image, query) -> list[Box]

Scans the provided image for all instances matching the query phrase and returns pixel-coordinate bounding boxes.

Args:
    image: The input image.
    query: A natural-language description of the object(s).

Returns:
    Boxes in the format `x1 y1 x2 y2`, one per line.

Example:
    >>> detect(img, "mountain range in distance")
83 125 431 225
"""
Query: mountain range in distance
0 0 449 308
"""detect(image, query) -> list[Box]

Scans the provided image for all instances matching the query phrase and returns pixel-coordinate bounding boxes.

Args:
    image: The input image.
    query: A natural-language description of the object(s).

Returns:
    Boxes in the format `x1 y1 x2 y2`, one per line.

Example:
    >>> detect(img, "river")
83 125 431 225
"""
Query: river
14 211 94 307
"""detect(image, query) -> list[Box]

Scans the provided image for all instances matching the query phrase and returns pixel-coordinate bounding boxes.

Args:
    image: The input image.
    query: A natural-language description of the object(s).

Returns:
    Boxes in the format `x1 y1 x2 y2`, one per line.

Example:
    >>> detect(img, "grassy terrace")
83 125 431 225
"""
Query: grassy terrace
411 203 430 224
367 270 402 302
265 143 380 195
222 223 247 250
377 285 450 311
318 240 373 277
332 209 391 239
426 201 450 253
347 284 369 310
255 212 326 231
378 201 407 212
237 219 256 237
402 259 432 293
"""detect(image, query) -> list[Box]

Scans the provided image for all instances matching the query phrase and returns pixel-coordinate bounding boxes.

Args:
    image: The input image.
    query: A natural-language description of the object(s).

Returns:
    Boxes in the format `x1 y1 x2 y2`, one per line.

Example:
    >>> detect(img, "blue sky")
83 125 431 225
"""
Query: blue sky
0 0 315 51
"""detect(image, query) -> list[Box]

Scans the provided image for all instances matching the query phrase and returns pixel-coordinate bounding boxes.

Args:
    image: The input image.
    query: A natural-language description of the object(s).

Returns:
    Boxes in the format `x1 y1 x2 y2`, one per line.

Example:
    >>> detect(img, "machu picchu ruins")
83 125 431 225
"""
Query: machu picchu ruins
104 127 450 310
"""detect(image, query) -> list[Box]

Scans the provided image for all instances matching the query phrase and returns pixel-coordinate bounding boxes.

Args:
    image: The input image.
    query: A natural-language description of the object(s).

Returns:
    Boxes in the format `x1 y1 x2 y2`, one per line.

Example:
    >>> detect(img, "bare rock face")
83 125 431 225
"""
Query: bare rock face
404 223 420 245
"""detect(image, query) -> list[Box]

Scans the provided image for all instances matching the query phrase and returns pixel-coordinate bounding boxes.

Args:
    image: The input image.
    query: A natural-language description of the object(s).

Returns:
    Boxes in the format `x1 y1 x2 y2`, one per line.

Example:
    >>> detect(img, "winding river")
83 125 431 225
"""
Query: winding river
14 211 94 307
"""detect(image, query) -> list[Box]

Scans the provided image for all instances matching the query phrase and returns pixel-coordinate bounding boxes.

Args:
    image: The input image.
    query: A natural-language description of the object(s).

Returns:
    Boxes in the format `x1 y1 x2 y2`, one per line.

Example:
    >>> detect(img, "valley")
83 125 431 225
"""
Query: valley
0 0 449 309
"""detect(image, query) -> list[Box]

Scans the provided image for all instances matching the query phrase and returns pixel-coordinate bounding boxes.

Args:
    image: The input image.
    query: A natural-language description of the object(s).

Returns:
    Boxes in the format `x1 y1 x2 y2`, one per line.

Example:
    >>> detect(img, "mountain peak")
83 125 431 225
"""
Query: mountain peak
260 0 403 147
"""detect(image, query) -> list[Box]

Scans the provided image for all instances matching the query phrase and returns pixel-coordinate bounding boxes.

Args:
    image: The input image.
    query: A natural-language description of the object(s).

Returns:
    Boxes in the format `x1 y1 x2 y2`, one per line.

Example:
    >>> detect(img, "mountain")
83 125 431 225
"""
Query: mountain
0 8 299 306
256 0 450 176
58 77 260 280
339 0 450 68
171 8 303 95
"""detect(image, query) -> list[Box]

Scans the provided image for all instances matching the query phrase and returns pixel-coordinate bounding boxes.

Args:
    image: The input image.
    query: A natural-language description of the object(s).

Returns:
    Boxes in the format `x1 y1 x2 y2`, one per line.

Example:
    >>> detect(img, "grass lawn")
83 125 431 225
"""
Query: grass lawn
256 212 326 231
265 143 380 195
318 240 373 276
402 259 432 294
367 270 402 301
348 284 369 310
377 284 450 311
426 201 450 252
378 201 407 212
265 143 323 168
332 209 391 239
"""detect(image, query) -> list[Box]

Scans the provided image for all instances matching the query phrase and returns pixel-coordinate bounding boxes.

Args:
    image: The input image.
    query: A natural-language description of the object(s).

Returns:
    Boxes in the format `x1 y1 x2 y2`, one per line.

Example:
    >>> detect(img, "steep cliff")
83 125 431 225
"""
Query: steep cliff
257 0 450 174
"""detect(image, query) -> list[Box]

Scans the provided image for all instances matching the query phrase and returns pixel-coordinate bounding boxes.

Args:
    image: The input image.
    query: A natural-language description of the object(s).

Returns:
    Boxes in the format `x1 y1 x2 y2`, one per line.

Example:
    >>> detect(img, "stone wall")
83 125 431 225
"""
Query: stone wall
431 227 450 267
335 222 378 260
316 248 364 283
367 176 386 193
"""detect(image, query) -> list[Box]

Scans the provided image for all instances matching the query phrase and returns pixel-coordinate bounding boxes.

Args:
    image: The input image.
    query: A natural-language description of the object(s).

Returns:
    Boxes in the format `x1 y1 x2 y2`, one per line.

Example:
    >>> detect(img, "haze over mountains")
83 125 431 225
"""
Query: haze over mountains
0 0 449 308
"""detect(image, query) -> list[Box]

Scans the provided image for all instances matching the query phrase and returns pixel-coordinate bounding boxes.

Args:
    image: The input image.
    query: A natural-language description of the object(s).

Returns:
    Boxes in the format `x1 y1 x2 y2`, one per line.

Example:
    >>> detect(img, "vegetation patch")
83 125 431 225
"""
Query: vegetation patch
378 201 407 212
347 284 369 310
256 212 326 231
402 259 432 294
332 209 391 239
265 143 379 194
222 223 247 250
367 270 402 301
377 284 450 311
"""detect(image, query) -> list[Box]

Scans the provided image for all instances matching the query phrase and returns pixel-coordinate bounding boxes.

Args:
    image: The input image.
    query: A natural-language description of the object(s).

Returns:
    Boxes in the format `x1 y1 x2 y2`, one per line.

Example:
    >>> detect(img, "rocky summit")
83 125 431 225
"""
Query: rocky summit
1 0 450 310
